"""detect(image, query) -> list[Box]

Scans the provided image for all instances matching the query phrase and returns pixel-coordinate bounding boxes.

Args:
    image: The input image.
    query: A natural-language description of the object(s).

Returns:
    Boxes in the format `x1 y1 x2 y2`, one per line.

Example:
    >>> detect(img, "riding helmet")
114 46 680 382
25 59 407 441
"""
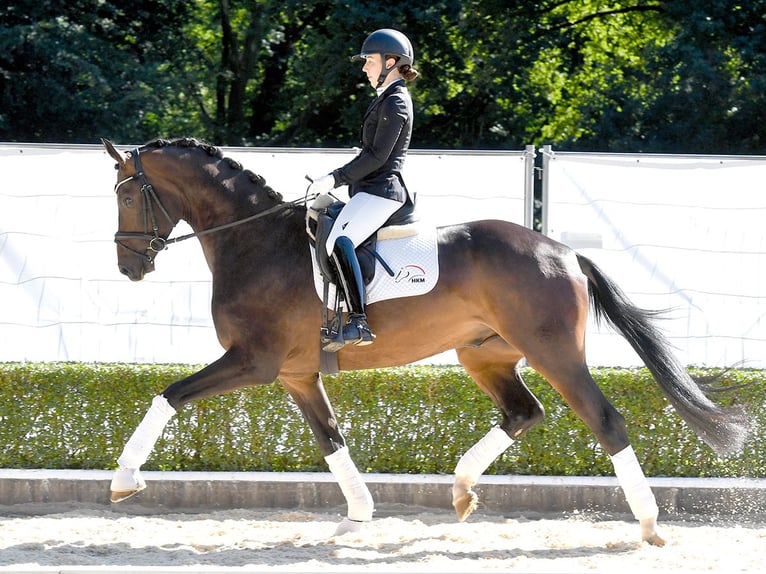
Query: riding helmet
352 29 414 67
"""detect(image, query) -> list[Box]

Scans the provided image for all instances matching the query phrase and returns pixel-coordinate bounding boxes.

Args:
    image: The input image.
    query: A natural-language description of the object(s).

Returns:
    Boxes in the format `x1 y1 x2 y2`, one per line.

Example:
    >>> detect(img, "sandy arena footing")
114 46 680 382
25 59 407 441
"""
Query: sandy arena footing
1 471 765 573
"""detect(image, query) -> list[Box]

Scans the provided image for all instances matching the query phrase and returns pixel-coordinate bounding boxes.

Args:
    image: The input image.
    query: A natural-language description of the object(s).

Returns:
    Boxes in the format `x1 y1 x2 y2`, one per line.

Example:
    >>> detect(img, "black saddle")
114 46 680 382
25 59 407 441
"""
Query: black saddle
306 194 418 369
306 196 418 287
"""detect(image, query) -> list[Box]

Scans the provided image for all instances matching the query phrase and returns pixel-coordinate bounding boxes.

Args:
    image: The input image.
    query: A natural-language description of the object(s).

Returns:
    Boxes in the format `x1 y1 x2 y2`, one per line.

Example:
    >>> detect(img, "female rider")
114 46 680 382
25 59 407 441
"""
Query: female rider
309 28 419 349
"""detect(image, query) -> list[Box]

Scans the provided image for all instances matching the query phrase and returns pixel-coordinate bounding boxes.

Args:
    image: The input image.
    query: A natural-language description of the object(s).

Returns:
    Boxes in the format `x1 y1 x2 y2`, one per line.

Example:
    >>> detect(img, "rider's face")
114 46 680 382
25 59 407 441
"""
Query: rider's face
362 54 382 88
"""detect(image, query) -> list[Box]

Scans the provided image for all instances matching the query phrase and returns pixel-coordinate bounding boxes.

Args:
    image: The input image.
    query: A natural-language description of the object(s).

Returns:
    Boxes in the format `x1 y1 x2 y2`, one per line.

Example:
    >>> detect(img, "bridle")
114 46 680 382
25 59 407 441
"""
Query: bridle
113 147 175 263
113 146 317 264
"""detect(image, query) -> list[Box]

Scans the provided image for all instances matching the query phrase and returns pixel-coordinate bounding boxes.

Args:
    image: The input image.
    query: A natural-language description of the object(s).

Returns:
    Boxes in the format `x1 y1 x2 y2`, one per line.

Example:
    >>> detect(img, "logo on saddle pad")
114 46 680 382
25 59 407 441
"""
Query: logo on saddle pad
394 264 426 284
311 227 439 308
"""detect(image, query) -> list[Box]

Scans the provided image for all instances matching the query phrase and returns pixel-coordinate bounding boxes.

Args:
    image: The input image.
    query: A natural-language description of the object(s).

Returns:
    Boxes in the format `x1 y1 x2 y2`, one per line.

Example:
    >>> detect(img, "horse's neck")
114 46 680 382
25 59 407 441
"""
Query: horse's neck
178 163 277 236
164 150 302 269
186 189 303 271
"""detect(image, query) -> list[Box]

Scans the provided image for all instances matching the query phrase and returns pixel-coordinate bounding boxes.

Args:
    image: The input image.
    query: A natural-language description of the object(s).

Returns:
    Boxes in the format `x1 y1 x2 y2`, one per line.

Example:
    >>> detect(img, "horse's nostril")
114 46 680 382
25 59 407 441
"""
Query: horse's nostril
118 265 130 277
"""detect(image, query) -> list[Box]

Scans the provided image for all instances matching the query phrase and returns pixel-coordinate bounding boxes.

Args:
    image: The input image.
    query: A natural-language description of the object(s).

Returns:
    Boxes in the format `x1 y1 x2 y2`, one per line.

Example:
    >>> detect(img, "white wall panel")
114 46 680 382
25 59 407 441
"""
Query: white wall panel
544 151 766 368
0 144 526 364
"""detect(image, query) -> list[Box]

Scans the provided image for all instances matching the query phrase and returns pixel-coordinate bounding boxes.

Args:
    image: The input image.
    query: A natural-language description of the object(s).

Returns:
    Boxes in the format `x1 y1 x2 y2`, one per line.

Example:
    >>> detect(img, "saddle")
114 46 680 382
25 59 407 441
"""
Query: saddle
305 193 419 289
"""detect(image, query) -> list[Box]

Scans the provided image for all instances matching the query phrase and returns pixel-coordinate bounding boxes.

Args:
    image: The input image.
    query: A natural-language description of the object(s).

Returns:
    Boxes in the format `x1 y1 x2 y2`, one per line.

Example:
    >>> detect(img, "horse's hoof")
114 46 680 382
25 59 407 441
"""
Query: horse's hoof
643 532 667 547
333 517 365 536
452 490 478 522
640 517 667 547
109 468 146 503
110 488 145 503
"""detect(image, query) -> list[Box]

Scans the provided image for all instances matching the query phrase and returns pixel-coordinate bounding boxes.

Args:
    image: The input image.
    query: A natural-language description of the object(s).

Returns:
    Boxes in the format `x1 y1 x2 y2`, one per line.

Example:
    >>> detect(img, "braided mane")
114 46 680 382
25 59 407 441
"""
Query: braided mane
143 137 283 202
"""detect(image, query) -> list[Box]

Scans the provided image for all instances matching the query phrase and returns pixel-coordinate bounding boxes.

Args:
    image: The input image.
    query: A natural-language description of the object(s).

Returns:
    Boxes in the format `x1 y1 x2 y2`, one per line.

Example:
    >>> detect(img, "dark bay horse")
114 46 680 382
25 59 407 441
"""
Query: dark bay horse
102 137 749 546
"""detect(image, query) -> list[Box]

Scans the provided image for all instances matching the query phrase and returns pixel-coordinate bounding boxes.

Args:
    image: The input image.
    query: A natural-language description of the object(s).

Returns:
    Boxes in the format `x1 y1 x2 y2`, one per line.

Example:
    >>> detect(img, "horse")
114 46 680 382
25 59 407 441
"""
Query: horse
101 137 750 547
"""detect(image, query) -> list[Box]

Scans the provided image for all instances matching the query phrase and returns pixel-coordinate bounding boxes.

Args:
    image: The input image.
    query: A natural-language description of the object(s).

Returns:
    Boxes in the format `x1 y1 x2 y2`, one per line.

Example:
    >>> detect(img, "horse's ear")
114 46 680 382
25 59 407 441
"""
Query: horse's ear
101 138 125 168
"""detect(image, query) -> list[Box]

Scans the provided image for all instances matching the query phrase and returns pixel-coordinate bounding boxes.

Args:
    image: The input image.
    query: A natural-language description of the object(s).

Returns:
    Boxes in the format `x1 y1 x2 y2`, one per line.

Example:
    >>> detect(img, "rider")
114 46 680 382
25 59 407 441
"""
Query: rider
308 28 419 349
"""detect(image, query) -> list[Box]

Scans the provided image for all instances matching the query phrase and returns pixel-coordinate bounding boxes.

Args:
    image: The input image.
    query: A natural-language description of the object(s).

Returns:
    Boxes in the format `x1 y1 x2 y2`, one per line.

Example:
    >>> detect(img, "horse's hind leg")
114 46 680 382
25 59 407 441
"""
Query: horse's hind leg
453 338 544 521
526 348 665 546
491 262 666 546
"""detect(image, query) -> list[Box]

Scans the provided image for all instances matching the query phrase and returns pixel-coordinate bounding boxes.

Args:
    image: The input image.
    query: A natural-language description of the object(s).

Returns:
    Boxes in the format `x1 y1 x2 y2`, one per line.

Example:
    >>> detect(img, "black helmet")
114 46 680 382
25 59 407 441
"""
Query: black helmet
352 29 414 67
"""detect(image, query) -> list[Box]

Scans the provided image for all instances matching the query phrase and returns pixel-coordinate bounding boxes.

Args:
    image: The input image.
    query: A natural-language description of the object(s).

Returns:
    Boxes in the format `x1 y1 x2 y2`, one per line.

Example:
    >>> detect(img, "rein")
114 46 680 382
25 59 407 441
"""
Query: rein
114 147 316 263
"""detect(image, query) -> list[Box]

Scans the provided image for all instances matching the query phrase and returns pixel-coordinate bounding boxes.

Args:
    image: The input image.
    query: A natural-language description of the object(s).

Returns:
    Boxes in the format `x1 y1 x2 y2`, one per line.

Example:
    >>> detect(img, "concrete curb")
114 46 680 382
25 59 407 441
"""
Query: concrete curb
1 470 765 519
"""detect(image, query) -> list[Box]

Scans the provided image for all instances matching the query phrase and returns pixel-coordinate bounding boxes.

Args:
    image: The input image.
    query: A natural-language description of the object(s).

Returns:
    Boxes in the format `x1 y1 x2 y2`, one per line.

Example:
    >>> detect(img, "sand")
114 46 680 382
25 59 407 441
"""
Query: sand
0 505 763 572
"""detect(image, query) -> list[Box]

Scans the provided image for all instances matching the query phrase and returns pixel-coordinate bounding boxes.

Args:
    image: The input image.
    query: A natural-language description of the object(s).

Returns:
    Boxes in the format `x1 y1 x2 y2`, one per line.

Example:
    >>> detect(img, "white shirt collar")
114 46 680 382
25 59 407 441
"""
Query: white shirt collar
376 78 403 96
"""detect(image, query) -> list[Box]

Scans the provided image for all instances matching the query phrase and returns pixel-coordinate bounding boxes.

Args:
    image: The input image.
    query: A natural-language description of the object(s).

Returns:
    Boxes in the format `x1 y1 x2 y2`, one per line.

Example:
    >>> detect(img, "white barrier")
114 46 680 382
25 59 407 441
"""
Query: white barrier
543 149 766 368
4 143 763 368
0 144 528 364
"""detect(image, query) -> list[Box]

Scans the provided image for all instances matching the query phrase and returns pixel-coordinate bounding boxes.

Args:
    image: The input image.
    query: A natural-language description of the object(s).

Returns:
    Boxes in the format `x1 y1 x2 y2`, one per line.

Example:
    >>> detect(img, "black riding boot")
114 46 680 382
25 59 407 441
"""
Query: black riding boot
332 236 375 347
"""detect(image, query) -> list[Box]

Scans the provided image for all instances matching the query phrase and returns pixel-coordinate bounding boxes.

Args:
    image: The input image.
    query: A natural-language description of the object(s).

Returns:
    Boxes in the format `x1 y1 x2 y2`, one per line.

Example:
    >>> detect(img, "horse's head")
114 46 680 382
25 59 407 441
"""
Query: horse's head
102 138 181 281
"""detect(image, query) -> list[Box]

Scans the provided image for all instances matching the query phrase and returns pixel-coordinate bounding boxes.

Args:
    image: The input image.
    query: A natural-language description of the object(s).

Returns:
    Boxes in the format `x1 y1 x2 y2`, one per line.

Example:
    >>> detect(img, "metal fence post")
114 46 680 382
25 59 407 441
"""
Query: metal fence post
523 144 536 229
540 144 553 236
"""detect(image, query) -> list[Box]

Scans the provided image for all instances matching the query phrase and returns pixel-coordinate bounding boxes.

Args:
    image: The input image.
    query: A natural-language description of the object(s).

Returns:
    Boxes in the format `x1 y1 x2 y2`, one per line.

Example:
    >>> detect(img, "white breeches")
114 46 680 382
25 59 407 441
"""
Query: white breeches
324 192 403 256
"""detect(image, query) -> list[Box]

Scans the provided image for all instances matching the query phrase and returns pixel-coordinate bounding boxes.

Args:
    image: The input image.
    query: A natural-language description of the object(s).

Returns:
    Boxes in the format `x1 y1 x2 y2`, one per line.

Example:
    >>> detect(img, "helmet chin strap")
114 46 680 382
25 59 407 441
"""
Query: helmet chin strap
376 56 396 88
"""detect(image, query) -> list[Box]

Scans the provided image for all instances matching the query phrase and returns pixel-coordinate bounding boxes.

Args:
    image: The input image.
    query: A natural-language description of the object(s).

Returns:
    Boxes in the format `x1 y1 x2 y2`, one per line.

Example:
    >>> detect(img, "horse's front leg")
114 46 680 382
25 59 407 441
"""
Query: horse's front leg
281 373 374 535
110 348 265 502
110 393 174 502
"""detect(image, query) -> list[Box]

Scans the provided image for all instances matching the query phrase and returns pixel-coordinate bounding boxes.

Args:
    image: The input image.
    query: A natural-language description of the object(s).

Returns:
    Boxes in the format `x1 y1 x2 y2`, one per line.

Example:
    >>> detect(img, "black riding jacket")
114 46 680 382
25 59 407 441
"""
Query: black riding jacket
332 79 415 219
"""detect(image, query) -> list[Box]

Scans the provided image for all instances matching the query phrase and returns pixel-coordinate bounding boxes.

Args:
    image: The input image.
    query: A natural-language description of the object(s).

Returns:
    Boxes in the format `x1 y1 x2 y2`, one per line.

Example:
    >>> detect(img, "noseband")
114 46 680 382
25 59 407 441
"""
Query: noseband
113 147 175 264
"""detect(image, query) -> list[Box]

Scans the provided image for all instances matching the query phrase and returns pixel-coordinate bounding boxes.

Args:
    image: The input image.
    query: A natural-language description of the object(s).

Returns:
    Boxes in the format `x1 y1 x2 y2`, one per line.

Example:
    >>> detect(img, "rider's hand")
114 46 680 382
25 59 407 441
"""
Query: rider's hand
308 174 335 195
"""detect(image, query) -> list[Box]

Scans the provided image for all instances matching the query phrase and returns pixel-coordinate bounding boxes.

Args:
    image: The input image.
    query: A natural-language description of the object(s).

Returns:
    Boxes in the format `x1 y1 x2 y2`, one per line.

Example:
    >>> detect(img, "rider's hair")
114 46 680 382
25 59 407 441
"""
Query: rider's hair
398 64 419 82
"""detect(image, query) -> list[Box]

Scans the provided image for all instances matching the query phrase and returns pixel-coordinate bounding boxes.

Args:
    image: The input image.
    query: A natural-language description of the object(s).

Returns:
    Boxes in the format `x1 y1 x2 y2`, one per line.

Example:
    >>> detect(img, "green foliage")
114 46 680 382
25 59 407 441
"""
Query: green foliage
1 362 763 477
0 0 197 142
2 1 765 152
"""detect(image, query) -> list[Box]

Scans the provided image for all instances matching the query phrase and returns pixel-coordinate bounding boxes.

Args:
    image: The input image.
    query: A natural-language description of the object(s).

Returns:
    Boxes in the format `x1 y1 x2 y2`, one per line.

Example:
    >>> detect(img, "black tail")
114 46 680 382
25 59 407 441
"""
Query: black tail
576 253 750 457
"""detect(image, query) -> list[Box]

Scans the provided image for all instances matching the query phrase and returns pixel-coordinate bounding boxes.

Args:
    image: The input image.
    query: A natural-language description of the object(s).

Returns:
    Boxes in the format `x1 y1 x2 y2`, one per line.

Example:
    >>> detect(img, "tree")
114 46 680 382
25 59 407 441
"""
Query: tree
637 0 766 153
513 0 766 153
2 0 765 153
0 0 196 143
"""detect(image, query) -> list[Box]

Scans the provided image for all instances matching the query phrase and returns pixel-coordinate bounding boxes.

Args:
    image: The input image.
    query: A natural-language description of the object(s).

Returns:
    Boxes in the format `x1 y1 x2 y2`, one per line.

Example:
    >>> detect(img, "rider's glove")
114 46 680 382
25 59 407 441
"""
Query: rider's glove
308 174 336 195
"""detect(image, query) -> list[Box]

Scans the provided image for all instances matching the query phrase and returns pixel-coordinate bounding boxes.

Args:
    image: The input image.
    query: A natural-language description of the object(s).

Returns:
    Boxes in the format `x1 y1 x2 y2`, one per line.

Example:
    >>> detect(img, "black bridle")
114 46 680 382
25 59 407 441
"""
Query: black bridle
113 146 317 263
113 147 175 263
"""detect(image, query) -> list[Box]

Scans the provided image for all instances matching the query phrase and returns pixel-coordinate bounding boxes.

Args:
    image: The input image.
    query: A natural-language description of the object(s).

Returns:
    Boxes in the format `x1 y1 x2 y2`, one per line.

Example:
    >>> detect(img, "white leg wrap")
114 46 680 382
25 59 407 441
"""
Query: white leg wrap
454 426 514 484
116 395 176 470
325 446 374 522
110 467 147 493
611 445 659 521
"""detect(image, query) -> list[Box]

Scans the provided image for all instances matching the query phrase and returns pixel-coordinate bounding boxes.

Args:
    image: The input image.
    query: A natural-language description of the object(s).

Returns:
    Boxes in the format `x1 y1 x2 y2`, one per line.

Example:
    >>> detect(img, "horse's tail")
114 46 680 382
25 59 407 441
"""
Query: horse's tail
576 253 750 458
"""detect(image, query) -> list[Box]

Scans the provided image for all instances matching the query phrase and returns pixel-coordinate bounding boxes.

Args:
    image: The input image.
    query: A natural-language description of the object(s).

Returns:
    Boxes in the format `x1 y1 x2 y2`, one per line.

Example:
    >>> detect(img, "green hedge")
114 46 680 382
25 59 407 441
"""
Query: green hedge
0 362 763 477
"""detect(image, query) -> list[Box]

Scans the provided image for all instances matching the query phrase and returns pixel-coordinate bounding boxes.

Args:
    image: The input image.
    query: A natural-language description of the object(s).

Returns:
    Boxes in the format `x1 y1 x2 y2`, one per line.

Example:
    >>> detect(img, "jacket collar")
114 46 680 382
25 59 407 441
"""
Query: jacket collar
376 78 405 97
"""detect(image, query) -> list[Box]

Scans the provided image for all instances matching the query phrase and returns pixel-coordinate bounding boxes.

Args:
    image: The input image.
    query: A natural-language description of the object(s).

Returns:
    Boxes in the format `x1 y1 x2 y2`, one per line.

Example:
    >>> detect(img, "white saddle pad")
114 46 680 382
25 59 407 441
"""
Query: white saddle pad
310 225 439 308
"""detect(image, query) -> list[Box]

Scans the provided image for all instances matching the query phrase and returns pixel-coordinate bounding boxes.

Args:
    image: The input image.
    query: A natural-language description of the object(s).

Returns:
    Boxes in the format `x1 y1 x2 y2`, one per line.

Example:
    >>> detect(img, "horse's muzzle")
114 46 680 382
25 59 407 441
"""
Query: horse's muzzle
119 264 143 281
118 258 154 281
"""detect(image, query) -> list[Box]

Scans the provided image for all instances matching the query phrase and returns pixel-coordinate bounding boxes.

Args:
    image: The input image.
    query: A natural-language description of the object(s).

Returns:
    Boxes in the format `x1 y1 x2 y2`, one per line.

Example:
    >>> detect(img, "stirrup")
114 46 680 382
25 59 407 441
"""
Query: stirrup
321 327 346 352
342 314 375 346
